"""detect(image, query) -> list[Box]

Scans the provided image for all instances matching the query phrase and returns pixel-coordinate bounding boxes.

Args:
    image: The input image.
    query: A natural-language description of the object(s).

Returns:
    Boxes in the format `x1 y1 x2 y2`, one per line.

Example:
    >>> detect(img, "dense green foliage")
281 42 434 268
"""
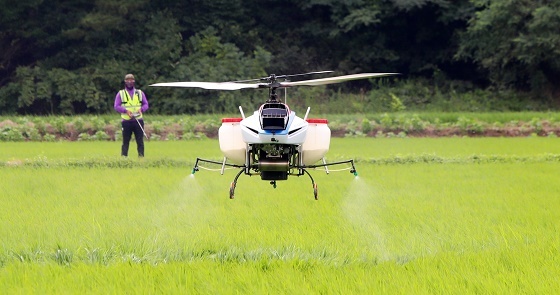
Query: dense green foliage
1 0 560 114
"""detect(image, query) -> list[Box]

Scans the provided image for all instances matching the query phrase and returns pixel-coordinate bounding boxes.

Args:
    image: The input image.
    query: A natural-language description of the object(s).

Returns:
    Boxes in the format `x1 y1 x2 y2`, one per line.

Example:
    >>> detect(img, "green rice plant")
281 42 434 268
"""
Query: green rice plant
1 161 560 293
3 137 560 167
52 247 73 266
1 138 560 293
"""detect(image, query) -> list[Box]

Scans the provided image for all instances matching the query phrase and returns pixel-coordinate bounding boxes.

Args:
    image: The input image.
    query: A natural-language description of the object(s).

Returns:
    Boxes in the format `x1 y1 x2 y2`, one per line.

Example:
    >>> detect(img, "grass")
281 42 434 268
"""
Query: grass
1 138 560 293
3 136 560 162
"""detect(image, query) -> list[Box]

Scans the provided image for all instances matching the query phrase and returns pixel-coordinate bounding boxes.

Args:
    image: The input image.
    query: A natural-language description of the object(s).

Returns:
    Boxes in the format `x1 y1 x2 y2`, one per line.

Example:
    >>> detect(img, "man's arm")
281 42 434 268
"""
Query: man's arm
114 92 127 113
140 91 149 113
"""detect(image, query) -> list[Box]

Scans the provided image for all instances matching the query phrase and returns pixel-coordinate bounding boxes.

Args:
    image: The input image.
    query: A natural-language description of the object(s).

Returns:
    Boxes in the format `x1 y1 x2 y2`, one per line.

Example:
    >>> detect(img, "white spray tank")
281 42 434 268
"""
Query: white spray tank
301 118 330 165
218 117 246 165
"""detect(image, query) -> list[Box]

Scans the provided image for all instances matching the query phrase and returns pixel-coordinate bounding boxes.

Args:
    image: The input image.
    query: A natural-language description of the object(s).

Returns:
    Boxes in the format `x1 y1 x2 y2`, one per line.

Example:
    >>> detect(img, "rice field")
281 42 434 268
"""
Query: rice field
1 138 560 293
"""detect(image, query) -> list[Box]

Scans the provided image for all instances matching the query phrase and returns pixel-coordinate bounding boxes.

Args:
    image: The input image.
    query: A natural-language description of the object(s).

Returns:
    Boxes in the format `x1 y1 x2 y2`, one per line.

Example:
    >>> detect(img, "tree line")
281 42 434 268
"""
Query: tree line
1 0 559 115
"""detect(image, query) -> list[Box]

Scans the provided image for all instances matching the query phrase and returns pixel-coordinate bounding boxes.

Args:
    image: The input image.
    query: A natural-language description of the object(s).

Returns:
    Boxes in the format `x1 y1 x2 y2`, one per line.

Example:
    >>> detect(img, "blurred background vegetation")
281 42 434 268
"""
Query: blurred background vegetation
1 0 560 115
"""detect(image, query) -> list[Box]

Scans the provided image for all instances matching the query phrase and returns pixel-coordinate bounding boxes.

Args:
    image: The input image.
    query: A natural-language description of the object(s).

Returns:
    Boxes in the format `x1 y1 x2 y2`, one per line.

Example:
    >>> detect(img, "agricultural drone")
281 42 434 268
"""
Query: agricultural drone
150 71 397 199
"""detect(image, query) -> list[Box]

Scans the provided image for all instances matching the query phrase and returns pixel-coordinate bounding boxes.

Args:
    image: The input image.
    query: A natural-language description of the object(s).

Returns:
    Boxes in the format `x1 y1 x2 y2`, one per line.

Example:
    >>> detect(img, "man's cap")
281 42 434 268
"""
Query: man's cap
124 74 135 80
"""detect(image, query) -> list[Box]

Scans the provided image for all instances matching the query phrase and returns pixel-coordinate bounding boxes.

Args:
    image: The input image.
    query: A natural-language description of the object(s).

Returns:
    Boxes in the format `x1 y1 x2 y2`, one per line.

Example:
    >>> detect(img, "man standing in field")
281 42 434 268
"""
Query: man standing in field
114 73 149 157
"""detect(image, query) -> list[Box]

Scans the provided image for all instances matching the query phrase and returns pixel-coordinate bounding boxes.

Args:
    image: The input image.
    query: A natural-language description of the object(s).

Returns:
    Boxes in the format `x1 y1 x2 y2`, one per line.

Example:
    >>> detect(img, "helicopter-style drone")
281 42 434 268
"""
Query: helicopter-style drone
150 71 397 199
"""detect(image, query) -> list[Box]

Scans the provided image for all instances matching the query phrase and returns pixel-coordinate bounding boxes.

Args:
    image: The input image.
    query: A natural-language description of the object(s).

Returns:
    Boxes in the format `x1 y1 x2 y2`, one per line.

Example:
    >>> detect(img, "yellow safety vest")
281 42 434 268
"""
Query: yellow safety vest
120 89 143 120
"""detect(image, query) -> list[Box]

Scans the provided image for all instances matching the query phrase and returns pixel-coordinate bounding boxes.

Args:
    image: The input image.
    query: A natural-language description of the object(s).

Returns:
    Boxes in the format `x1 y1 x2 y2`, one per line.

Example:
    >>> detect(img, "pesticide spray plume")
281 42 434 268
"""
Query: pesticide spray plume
343 175 392 262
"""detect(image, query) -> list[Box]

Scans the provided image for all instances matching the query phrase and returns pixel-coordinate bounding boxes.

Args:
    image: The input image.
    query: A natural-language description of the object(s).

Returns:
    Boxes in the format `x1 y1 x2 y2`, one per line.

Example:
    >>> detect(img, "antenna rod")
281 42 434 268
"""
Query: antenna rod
238 106 245 119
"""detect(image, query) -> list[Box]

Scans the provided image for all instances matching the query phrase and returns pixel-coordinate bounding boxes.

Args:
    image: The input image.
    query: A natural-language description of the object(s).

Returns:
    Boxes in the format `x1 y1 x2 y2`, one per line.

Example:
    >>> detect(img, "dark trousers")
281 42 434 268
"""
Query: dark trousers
121 119 144 157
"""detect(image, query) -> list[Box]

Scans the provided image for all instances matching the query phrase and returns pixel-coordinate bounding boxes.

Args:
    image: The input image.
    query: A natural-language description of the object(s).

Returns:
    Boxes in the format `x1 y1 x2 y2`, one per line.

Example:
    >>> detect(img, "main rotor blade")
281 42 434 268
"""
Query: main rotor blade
278 70 335 79
231 70 335 83
150 82 260 90
280 73 399 87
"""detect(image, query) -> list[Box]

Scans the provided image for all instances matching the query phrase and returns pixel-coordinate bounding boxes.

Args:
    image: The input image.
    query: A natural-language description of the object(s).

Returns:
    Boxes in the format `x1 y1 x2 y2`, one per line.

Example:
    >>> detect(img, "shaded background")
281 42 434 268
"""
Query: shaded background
1 0 559 114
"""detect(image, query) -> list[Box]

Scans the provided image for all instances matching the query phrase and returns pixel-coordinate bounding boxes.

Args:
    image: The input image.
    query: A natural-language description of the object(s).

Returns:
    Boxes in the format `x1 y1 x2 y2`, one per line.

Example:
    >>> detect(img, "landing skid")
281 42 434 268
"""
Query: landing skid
191 157 357 200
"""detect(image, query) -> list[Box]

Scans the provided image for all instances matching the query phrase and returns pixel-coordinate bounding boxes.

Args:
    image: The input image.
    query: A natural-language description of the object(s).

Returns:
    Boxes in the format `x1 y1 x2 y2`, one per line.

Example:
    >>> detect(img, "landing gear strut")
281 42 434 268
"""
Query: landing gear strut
192 158 357 200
